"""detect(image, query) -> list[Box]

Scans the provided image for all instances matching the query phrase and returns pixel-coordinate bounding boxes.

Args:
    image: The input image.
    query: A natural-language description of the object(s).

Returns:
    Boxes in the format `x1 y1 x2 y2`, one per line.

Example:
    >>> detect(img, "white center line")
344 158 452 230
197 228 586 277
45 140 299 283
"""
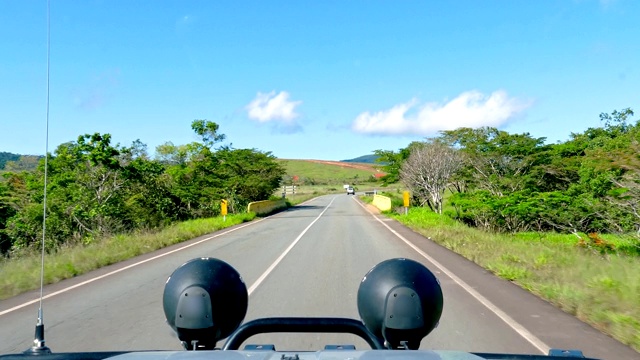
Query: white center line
2 196 330 316
247 197 335 295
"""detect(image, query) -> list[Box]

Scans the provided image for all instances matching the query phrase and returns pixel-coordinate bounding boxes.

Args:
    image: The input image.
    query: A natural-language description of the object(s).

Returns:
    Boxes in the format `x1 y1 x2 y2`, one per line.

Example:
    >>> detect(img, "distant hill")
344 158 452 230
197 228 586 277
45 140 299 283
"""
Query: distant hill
0 152 21 170
341 154 379 164
277 159 384 185
0 152 42 171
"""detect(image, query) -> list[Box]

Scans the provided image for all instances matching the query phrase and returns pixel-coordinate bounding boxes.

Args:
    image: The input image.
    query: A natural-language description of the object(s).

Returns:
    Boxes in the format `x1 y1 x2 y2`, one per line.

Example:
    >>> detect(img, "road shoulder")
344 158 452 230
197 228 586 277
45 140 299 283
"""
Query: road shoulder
361 205 638 359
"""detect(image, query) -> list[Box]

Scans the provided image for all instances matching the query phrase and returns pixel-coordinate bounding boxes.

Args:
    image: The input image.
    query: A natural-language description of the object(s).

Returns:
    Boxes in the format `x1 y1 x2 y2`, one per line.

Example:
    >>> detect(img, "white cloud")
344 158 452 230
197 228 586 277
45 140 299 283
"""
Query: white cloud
246 91 302 124
351 90 531 136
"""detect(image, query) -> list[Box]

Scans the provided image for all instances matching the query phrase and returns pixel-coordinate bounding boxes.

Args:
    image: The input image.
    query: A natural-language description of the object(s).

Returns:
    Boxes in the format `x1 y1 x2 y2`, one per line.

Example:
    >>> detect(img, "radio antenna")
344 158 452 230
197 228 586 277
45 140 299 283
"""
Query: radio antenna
25 0 52 353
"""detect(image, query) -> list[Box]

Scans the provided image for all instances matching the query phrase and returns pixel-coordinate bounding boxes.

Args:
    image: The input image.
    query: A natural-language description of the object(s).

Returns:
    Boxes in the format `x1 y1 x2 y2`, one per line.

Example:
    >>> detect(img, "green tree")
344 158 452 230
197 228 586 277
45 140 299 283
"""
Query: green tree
191 119 226 149
0 180 17 253
374 142 421 185
155 142 189 165
212 147 285 212
444 109 640 235
5 133 131 250
440 127 547 196
158 120 284 217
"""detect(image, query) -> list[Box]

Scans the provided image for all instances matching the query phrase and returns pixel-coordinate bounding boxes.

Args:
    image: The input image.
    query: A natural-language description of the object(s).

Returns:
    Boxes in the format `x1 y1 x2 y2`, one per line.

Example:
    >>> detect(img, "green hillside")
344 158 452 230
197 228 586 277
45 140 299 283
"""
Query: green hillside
278 159 381 185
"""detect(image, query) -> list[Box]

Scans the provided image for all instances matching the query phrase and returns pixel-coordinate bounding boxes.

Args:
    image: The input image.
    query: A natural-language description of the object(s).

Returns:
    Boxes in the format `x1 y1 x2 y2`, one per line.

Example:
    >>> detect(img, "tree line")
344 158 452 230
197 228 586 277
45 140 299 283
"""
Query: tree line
0 120 285 256
376 108 640 238
0 152 21 169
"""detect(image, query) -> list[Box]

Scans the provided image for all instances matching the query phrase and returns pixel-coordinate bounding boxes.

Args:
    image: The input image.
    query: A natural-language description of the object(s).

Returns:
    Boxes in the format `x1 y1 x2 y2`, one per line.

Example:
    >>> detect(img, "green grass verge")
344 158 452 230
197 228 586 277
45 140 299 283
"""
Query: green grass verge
0 213 255 300
386 207 640 352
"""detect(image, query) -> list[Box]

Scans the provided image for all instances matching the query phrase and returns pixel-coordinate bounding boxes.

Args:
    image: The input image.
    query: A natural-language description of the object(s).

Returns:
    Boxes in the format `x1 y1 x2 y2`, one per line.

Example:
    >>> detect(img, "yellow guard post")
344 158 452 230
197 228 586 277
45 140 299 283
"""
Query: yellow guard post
403 191 410 215
221 199 228 220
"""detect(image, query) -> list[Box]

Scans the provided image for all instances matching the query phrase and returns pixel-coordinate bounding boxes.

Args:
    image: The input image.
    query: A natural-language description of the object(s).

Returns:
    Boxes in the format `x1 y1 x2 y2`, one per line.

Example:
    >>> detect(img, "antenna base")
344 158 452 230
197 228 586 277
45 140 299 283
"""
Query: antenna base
23 323 51 355
23 345 52 355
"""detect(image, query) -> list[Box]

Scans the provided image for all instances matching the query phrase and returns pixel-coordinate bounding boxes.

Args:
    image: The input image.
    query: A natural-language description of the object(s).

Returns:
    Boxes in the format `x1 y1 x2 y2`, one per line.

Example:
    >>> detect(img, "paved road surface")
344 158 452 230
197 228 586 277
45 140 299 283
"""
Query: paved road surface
0 195 637 359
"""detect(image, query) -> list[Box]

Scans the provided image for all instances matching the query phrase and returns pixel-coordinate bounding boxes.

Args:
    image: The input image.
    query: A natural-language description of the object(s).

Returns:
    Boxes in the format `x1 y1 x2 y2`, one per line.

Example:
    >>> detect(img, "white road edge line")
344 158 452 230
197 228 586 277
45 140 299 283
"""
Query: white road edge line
247 197 335 295
0 219 267 317
354 199 550 354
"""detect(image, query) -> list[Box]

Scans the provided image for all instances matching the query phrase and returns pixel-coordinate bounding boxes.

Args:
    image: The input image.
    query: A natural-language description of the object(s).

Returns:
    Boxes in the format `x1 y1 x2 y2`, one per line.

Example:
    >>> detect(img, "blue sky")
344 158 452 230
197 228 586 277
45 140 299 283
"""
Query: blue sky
1 1 638 161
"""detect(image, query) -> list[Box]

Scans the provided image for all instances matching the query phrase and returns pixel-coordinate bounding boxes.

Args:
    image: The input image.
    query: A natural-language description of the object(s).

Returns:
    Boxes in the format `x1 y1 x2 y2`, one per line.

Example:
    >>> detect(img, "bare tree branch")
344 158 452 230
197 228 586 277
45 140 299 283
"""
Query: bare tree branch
400 142 463 214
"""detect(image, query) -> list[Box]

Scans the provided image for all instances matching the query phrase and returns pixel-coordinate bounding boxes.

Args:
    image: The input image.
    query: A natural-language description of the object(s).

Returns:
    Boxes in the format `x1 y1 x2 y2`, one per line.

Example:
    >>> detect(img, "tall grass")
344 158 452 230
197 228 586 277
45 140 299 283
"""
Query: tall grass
0 213 255 300
388 207 640 351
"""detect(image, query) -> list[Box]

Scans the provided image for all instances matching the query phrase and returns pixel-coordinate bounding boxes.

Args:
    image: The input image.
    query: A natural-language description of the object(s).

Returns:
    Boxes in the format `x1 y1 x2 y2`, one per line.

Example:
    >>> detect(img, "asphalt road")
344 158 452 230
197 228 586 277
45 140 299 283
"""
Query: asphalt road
0 195 637 359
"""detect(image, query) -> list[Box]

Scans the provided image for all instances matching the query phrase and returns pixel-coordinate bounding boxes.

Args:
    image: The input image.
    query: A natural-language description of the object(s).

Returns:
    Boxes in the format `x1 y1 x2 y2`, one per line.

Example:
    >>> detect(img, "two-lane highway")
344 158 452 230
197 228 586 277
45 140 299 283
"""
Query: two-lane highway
0 195 637 359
